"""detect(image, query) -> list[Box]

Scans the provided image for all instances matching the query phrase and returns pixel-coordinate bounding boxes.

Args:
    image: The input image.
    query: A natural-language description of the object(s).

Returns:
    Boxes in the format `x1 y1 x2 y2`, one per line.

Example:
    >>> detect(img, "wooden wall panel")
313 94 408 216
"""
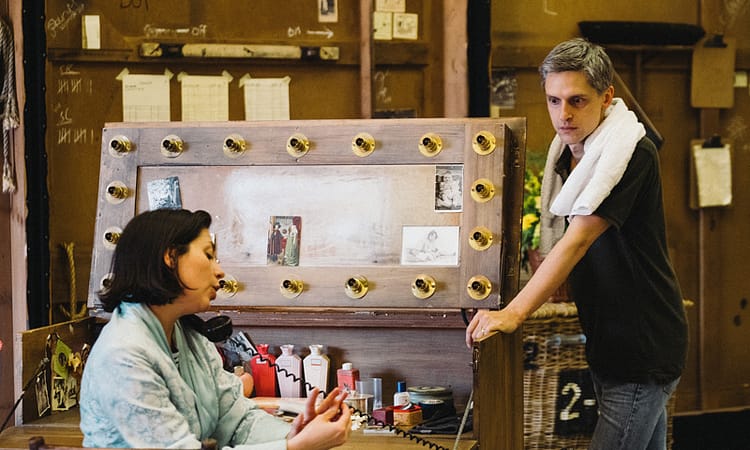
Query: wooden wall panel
0 0 12 424
698 96 750 409
0 192 12 426
5 0 27 427
45 1 362 49
491 0 700 49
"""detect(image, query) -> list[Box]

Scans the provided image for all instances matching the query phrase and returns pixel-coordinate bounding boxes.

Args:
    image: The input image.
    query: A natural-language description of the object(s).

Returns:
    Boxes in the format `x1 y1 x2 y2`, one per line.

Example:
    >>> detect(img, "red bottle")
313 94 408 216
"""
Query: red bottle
250 344 277 397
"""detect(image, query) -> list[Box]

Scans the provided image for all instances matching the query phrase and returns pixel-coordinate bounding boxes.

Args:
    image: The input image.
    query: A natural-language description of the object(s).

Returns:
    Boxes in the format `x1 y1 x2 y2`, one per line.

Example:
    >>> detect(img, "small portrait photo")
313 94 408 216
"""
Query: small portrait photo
491 69 518 110
35 370 50 417
434 165 463 212
64 375 78 410
52 376 68 411
147 176 182 210
401 226 459 266
318 0 338 23
267 216 302 266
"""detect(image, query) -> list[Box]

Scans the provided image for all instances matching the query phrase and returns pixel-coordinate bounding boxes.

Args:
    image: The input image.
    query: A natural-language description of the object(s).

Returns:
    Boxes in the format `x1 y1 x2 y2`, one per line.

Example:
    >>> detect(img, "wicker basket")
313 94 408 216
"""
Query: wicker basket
522 303 675 450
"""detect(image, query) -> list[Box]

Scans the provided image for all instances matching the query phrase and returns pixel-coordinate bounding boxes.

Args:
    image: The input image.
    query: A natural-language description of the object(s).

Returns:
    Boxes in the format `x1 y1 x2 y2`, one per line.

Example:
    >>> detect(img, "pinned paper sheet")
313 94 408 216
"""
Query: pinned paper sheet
376 0 405 12
393 13 418 40
178 71 233 122
82 15 101 49
690 142 732 208
373 11 393 40
240 75 290 120
318 0 338 23
117 69 172 122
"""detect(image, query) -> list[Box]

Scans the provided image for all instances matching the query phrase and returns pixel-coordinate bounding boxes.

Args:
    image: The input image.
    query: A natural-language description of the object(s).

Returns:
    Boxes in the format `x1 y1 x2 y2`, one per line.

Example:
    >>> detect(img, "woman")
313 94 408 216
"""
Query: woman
79 209 350 449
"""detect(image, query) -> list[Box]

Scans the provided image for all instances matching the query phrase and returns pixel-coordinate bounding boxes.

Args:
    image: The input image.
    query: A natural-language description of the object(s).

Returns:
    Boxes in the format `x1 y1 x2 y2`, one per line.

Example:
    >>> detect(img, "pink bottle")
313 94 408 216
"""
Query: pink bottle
336 362 360 394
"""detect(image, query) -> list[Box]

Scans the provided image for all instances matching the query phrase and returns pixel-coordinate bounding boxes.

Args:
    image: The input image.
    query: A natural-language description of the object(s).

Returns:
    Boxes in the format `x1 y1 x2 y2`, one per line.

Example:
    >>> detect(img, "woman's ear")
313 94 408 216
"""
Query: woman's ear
163 249 176 269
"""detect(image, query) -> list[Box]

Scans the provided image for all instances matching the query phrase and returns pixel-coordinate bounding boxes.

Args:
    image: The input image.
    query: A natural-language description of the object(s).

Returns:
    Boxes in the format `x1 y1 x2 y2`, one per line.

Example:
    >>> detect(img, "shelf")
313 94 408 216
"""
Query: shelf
47 41 361 66
210 307 469 329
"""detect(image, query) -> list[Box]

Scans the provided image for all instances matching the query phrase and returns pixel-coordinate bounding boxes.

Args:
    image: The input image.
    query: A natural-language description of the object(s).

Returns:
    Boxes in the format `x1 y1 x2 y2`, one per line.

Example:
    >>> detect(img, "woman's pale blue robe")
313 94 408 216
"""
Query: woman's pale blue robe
79 302 291 449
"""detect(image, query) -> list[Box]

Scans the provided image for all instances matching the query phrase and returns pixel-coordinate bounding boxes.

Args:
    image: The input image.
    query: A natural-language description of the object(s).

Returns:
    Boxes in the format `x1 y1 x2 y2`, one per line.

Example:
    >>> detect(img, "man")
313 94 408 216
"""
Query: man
466 38 687 450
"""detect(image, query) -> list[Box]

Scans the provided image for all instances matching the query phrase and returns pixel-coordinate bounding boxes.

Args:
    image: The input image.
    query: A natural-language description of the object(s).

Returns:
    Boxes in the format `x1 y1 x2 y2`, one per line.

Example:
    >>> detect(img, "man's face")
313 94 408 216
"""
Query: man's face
544 71 613 151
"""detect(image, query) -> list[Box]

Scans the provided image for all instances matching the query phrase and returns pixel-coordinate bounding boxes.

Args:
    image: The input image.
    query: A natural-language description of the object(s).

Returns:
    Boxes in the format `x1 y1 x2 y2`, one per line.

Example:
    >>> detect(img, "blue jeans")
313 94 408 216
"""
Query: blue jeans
589 371 680 450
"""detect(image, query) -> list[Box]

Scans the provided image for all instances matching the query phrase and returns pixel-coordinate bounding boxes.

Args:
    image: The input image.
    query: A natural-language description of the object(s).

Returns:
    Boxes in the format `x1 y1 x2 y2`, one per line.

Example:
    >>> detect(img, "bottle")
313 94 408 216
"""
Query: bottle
250 344 277 397
393 381 410 407
336 362 360 394
276 344 303 398
303 344 330 396
233 365 254 398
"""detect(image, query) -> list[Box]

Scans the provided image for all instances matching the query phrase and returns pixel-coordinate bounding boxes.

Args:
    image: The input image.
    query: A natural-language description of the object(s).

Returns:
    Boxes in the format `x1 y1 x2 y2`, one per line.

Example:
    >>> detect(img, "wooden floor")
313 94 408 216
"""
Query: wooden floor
0 409 476 450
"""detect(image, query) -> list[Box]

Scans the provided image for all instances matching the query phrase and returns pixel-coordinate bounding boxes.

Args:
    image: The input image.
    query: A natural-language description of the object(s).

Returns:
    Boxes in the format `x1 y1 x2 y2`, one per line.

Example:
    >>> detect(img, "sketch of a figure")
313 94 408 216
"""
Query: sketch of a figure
409 229 440 262
402 226 459 266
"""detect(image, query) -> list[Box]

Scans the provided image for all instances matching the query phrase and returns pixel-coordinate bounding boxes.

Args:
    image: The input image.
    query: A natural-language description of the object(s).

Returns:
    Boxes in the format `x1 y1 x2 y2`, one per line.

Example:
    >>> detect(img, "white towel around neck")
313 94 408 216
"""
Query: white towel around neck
538 98 645 255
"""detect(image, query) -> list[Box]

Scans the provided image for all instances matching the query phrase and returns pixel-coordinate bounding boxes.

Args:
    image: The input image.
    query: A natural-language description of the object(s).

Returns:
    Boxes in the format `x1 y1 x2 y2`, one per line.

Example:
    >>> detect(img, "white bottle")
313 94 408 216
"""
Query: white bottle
276 344 303 398
303 344 330 396
393 380 410 407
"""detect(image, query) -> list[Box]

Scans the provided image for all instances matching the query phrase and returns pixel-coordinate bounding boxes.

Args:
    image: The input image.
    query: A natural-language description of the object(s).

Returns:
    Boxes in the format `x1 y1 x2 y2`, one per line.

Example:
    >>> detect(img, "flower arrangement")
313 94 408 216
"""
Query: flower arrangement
520 151 546 272
521 167 542 271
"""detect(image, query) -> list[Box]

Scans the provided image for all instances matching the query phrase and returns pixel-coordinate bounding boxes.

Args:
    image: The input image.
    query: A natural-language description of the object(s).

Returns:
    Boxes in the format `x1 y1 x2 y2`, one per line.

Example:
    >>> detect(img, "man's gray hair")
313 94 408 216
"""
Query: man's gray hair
539 38 614 95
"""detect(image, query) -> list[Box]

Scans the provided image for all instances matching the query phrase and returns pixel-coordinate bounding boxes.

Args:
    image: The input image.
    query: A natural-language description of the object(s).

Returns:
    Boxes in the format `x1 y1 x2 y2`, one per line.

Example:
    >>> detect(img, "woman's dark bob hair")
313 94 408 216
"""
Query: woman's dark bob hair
98 209 212 312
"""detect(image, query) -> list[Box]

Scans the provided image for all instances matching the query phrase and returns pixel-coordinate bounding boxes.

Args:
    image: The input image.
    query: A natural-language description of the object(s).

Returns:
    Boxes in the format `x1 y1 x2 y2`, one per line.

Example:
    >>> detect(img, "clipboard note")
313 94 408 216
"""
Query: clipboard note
240 75 291 120
692 143 732 208
118 70 172 122
178 71 233 122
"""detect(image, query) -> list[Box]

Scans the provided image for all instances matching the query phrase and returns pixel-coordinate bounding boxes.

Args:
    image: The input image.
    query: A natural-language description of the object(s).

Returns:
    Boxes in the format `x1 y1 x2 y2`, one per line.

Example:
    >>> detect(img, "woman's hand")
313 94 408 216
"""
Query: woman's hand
286 387 351 450
465 308 524 348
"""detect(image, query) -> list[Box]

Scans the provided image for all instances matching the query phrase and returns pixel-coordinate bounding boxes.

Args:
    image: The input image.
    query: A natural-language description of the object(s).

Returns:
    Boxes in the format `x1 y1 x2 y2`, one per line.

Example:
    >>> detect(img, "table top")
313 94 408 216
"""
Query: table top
0 410 477 450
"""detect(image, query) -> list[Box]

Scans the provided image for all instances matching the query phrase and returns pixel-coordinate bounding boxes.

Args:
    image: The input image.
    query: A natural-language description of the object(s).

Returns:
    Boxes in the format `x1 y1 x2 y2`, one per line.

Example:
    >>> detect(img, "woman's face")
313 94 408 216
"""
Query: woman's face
172 229 225 313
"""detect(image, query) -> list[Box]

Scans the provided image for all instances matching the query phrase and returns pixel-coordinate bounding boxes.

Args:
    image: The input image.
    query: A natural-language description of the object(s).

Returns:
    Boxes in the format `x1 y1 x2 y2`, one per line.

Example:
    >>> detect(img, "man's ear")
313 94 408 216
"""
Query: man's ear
602 85 615 108
163 249 176 269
